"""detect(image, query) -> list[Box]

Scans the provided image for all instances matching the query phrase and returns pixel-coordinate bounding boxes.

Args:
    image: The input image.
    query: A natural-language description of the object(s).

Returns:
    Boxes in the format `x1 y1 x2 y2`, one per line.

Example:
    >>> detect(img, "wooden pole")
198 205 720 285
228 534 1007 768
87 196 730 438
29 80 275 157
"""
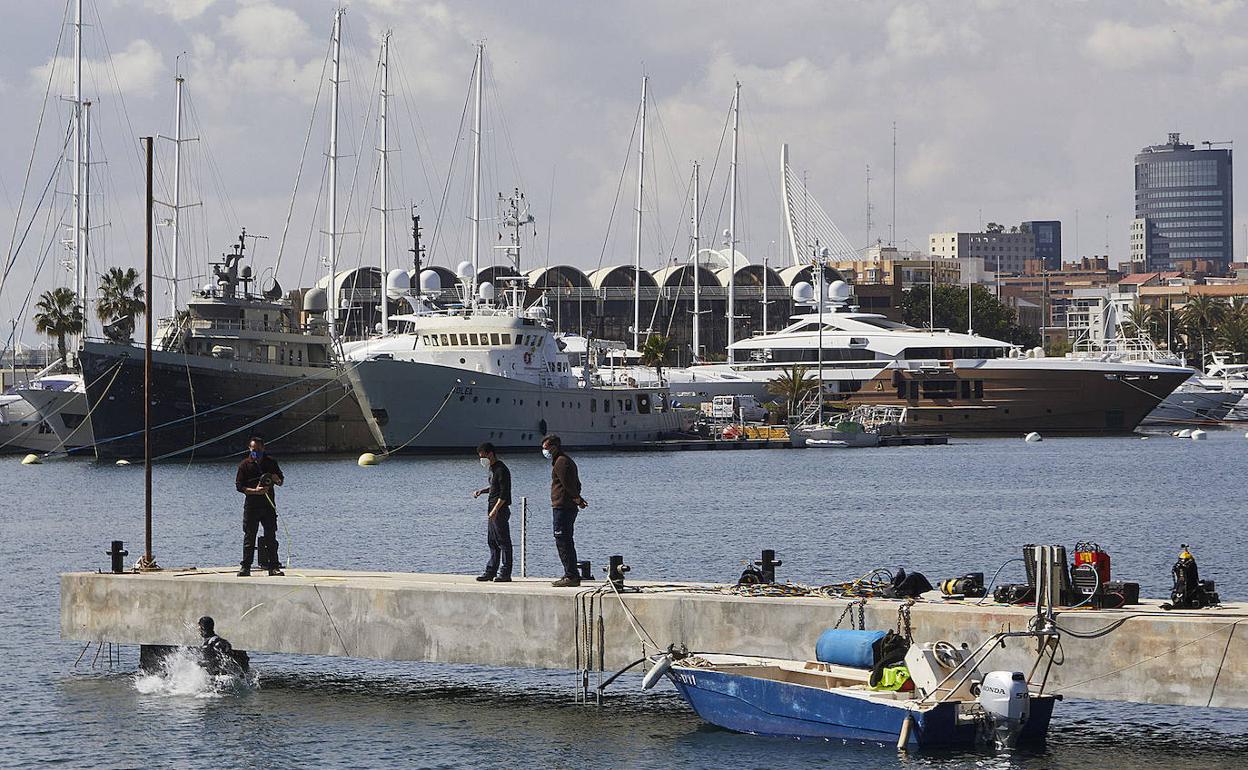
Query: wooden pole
139 136 159 571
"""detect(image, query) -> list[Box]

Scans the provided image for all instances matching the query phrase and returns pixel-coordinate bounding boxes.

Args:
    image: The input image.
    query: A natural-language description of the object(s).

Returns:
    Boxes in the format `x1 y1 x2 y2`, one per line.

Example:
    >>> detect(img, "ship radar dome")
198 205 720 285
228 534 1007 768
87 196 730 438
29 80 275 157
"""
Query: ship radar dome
419 269 441 292
478 281 496 302
456 260 474 279
792 281 814 304
386 269 410 298
830 280 851 302
303 286 329 313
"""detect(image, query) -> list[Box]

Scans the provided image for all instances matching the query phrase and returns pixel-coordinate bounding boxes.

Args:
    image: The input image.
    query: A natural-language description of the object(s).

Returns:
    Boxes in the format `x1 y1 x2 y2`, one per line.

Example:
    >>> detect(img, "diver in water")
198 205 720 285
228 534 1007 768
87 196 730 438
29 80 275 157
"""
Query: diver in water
198 616 249 676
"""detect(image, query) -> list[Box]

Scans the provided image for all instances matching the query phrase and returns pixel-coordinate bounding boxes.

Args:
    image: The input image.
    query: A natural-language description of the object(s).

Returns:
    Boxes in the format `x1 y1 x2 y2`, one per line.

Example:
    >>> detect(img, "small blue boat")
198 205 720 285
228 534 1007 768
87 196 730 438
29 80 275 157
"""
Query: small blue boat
650 629 1059 750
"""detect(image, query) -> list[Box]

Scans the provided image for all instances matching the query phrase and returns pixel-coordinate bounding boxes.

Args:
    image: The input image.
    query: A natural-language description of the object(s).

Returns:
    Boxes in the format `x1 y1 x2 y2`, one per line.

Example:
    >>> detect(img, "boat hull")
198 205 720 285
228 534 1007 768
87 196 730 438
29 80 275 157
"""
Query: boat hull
1142 387 1240 426
674 360 1190 435
79 341 375 460
15 385 94 454
668 666 1055 749
347 357 685 451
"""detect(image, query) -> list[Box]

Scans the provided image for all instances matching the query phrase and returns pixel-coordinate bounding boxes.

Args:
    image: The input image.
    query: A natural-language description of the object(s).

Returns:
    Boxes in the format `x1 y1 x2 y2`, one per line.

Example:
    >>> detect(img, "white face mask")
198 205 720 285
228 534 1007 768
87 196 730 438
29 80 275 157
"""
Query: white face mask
479 457 491 468
542 448 554 460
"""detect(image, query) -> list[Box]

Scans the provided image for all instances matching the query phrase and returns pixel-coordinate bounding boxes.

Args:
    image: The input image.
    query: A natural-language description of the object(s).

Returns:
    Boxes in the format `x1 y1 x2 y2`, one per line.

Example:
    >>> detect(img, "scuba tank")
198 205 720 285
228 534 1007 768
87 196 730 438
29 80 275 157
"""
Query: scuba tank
1165 544 1220 610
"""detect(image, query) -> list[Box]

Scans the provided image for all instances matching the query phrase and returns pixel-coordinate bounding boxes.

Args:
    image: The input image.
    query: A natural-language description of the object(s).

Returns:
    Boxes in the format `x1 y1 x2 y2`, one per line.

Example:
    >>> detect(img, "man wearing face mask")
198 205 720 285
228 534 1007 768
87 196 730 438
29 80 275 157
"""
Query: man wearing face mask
543 434 588 587
235 436 285 577
472 442 513 582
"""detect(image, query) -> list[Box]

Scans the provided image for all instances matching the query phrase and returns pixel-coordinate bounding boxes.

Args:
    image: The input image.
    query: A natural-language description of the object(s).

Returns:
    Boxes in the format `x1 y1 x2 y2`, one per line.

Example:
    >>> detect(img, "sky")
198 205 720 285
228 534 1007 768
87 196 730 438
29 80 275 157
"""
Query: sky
2 0 1247 345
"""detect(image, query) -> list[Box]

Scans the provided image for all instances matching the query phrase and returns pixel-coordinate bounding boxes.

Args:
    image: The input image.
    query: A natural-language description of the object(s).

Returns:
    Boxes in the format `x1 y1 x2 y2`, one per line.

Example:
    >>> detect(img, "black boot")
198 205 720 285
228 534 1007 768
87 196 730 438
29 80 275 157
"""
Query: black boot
259 538 284 576
238 545 254 577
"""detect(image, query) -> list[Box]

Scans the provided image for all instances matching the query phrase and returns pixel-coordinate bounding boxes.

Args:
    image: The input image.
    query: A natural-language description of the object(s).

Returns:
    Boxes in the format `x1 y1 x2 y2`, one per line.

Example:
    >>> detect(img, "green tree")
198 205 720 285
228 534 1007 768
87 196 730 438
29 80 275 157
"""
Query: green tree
638 334 672 384
1215 309 1248 356
96 266 146 342
33 287 84 372
1124 304 1164 345
766 364 819 419
1180 295 1227 367
900 284 1039 348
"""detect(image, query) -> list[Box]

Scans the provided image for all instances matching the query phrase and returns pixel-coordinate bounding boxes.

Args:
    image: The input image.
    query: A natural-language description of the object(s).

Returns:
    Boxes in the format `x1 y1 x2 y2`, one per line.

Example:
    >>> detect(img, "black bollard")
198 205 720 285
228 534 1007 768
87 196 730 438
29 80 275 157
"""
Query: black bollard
605 555 630 590
577 560 594 580
106 540 128 574
756 549 782 584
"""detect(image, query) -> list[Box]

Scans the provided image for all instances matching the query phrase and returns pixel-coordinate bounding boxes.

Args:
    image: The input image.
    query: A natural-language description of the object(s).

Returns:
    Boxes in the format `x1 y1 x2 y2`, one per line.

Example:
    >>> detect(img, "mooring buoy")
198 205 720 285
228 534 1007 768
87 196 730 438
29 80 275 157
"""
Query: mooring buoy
21 454 42 465
358 452 381 466
1024 432 1042 443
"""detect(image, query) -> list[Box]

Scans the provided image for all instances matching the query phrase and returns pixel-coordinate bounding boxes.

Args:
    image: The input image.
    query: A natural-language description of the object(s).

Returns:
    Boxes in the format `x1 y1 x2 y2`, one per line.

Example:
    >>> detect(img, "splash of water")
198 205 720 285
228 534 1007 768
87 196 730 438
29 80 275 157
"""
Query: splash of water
133 647 259 698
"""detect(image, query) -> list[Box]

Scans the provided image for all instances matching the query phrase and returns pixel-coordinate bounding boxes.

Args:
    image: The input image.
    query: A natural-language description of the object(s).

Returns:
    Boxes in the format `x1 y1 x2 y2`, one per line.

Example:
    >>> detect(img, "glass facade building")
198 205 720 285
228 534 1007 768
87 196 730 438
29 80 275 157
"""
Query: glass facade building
1134 133 1233 272
1023 220 1062 270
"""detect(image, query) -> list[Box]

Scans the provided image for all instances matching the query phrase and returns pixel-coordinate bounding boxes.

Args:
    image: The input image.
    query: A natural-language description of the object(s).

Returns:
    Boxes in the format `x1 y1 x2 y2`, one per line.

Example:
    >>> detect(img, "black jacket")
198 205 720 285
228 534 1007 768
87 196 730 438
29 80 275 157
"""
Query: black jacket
236 455 283 513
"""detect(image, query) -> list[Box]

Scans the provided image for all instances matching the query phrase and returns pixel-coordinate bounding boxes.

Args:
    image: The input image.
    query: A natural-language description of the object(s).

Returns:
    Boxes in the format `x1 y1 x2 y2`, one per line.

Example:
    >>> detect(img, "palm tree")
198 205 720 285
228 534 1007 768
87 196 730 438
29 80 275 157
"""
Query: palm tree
766 364 819 419
1124 304 1163 345
1180 295 1227 367
96 266 146 342
638 334 672 384
1215 311 1248 356
33 287 84 372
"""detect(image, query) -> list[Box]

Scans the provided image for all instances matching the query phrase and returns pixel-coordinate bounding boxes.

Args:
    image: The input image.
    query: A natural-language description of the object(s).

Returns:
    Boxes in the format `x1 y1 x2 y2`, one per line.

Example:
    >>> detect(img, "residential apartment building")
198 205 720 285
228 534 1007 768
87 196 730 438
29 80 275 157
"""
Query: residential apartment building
929 227 1037 277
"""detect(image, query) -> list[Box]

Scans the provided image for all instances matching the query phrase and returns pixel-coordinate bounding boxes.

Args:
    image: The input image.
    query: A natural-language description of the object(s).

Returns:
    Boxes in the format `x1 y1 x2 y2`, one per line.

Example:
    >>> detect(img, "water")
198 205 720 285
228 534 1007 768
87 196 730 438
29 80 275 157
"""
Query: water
3 430 1247 768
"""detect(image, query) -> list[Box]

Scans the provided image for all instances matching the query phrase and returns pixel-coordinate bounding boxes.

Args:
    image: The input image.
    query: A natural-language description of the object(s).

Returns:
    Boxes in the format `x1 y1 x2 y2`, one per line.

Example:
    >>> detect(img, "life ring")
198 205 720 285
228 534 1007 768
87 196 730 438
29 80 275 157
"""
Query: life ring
721 425 742 440
523 351 533 364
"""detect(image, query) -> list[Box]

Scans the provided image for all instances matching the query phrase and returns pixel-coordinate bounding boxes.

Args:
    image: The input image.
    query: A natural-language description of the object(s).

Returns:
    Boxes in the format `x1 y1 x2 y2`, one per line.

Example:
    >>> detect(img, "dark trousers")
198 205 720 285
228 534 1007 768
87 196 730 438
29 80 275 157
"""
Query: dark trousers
242 507 277 567
485 507 513 577
552 506 579 579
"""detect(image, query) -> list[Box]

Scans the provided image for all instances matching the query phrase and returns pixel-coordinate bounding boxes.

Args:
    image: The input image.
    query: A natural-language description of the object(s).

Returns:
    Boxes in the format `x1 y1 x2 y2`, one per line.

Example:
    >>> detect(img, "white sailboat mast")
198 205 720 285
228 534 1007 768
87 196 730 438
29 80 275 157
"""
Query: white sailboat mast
470 43 483 300
691 160 700 359
171 67 184 318
327 7 344 330
73 0 85 341
633 75 647 351
379 30 391 333
727 80 740 361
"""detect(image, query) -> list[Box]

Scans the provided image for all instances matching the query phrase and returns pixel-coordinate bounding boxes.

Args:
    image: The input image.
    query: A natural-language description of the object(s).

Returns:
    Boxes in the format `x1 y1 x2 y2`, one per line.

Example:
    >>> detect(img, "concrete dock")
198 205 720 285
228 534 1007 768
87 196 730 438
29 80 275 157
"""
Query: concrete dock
62 569 1248 709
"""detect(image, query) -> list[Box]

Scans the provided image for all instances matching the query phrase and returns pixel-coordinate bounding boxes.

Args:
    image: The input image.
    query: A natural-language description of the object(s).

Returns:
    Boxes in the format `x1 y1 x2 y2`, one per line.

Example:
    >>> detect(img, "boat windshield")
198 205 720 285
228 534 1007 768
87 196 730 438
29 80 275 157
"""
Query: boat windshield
852 317 915 331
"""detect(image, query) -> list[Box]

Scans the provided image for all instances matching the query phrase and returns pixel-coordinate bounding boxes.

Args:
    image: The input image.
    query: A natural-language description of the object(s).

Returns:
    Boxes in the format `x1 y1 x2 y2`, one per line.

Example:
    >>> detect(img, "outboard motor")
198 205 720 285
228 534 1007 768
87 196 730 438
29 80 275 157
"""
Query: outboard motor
977 671 1030 748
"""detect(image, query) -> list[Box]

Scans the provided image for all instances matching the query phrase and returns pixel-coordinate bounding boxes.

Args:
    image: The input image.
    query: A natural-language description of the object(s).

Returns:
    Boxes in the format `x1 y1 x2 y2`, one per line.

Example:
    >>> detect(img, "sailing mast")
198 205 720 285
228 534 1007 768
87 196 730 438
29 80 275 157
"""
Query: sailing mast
379 30 391 333
691 160 700 360
327 8 344 332
72 0 85 343
727 81 740 361
633 75 647 351
469 43 484 301
170 65 184 318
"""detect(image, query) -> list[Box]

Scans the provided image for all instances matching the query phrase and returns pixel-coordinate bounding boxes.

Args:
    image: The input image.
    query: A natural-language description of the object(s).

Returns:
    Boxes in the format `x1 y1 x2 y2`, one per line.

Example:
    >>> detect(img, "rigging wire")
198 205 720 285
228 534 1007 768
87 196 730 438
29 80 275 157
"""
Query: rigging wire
595 98 642 272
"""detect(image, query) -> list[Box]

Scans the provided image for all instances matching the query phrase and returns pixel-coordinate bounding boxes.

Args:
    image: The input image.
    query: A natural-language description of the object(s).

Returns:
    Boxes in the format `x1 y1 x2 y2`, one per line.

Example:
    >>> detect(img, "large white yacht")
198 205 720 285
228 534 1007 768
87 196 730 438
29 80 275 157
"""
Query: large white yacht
645 281 1191 435
343 275 685 451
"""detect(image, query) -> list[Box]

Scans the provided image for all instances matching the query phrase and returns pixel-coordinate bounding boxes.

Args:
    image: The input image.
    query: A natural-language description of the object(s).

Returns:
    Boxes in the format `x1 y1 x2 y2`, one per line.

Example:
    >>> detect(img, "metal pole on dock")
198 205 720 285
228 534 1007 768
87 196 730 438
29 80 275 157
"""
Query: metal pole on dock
520 496 528 577
138 136 158 571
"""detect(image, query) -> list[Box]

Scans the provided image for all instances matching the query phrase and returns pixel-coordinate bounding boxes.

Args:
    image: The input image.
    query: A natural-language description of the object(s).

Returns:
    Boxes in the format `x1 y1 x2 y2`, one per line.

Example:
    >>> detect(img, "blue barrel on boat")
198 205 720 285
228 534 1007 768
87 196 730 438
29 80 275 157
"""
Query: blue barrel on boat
814 629 887 668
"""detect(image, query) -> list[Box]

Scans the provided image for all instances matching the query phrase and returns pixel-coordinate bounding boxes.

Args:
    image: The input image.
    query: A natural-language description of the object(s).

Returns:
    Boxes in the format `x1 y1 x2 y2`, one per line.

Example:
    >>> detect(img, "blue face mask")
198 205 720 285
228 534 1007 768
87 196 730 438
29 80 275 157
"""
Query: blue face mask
250 450 264 460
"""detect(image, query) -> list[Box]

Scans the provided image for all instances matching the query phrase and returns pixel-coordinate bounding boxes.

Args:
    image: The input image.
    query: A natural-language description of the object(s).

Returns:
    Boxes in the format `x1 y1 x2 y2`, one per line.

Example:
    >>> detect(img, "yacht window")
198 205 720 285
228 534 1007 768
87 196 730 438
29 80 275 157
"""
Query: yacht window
604 399 611 413
467 333 477 346
490 333 501 345
440 334 449 346
591 399 597 413
974 380 984 399
854 318 914 330
960 380 971 399
624 398 633 411
502 333 512 344
922 380 958 399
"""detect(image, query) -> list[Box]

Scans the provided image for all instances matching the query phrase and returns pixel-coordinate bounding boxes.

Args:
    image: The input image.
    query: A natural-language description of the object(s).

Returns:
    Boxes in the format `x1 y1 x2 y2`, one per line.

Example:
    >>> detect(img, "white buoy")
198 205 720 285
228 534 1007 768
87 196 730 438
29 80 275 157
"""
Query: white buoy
115 459 131 466
1176 429 1193 438
1191 429 1208 441
358 452 381 466
21 454 42 465
1024 432 1042 443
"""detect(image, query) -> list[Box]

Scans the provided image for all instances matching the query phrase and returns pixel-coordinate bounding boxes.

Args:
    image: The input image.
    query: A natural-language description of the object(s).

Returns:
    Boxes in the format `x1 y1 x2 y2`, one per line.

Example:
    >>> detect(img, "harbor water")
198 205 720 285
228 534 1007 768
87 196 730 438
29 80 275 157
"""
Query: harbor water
3 431 1247 768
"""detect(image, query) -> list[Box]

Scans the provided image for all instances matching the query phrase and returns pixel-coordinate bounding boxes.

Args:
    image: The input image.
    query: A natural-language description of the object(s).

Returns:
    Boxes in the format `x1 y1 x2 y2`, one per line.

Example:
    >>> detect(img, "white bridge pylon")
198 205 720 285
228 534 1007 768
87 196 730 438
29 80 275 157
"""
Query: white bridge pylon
781 143 858 267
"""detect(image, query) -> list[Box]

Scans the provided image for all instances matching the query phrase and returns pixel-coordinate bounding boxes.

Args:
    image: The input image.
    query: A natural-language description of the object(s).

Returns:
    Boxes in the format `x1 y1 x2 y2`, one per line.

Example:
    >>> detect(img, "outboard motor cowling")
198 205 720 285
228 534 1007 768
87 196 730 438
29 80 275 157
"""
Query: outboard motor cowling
977 671 1030 748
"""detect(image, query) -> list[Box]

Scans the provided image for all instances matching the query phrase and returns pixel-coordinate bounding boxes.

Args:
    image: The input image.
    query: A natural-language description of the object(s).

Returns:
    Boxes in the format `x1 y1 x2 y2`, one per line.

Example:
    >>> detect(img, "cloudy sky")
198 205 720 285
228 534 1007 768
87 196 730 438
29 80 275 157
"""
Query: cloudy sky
2 0 1246 342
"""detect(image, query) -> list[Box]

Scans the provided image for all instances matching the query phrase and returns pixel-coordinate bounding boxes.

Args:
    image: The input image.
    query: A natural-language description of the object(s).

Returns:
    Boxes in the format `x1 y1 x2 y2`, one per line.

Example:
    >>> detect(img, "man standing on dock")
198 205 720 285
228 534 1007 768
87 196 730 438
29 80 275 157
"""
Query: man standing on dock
473 442 513 582
235 436 284 577
543 434 588 587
